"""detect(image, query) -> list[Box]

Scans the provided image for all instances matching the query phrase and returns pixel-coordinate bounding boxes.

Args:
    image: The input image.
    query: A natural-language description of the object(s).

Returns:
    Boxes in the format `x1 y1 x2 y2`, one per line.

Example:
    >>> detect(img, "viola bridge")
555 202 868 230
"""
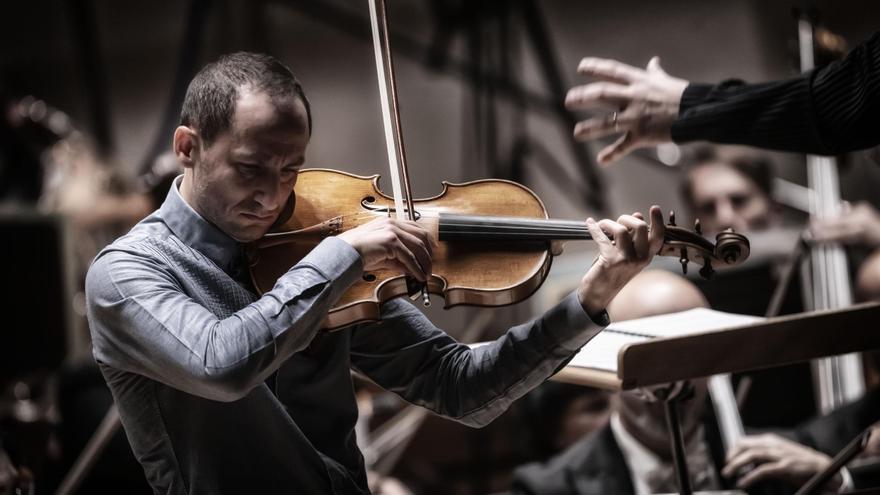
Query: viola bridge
361 196 422 220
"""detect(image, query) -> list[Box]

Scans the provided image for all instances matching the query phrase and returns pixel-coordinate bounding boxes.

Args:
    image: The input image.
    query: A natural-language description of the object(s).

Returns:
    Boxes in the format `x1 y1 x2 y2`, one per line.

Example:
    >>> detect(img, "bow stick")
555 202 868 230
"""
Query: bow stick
367 0 431 306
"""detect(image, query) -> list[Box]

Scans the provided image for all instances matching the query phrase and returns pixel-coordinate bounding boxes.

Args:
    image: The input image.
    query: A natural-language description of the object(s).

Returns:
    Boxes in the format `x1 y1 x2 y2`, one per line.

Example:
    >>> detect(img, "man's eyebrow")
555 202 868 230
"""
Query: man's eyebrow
231 150 266 162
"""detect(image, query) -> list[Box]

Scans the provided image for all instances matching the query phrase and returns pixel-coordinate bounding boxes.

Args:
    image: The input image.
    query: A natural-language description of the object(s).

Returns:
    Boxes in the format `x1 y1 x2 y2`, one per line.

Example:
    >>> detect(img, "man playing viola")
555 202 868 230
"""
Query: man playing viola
85 52 665 494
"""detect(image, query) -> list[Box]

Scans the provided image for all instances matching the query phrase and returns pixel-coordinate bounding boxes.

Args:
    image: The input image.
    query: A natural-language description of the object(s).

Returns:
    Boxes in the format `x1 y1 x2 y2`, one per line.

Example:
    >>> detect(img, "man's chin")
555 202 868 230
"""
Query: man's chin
226 225 270 243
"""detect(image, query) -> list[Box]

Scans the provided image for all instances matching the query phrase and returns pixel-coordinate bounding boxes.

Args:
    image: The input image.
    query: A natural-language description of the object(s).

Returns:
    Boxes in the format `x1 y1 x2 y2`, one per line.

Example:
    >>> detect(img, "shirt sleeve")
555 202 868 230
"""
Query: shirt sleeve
671 31 880 155
86 237 362 402
349 292 608 428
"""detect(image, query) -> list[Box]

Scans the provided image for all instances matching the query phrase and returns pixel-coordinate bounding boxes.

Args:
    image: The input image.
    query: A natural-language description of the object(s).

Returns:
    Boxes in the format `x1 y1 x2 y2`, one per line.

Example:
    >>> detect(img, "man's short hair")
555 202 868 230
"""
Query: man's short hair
180 52 312 143
680 146 774 209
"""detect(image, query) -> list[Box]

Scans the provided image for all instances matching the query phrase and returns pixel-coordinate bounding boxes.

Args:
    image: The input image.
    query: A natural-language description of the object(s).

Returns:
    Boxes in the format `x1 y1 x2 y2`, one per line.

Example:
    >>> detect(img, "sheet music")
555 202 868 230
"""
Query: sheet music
570 308 764 372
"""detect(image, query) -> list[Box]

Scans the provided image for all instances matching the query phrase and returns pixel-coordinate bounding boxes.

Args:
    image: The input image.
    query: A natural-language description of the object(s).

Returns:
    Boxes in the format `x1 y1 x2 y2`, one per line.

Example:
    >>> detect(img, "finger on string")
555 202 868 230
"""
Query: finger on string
617 214 648 258
565 83 633 111
647 206 665 254
599 219 635 259
597 131 638 166
736 463 787 488
586 218 612 255
577 57 643 84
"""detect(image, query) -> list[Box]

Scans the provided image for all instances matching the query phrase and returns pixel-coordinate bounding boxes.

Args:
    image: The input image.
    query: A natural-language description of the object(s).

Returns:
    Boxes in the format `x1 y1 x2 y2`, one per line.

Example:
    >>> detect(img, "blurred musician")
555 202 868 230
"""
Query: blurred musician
511 270 728 495
680 146 779 236
680 149 880 490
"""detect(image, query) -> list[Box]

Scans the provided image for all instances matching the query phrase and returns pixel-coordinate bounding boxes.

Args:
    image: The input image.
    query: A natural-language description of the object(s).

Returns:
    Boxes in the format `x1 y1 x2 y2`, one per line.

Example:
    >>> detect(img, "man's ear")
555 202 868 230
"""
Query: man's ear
173 126 200 169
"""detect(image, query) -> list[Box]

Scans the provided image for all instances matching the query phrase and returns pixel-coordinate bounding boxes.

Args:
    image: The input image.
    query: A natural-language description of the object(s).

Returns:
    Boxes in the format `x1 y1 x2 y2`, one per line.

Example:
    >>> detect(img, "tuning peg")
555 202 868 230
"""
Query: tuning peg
694 218 702 235
668 210 676 227
699 262 715 280
679 247 688 275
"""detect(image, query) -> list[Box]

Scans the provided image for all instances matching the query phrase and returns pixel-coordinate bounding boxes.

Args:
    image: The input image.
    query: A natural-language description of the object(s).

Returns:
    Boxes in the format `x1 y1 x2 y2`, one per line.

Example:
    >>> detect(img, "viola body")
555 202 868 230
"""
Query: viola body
250 168 555 330
250 169 749 330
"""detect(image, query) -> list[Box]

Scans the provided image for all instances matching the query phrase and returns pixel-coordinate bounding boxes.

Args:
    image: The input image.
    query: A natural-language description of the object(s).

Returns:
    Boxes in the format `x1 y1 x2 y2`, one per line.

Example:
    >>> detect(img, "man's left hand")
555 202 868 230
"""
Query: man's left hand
578 206 665 316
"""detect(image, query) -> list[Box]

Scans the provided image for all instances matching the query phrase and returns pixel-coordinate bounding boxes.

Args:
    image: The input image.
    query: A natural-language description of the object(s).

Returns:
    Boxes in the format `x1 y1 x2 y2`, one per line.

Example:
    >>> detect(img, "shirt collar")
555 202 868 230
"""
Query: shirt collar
158 175 244 272
609 413 661 495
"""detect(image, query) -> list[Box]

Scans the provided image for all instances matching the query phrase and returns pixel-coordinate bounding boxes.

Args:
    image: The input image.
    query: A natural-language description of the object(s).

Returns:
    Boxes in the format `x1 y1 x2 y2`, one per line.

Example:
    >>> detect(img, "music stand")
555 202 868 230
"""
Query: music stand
552 302 880 494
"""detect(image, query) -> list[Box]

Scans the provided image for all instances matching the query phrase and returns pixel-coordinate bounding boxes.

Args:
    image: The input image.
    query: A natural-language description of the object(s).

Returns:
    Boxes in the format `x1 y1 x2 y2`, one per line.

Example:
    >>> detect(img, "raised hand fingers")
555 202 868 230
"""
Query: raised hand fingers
577 57 644 83
573 116 617 141
573 108 640 141
565 82 633 111
596 131 639 165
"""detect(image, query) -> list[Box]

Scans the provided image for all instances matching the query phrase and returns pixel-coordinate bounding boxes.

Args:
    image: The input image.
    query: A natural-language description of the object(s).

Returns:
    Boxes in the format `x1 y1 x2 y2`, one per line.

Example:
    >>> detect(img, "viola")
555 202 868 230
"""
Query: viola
248 168 750 330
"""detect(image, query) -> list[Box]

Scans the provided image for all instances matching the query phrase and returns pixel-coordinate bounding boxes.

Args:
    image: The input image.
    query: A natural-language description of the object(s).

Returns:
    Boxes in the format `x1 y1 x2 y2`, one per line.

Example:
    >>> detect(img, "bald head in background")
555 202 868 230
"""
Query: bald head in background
608 269 708 322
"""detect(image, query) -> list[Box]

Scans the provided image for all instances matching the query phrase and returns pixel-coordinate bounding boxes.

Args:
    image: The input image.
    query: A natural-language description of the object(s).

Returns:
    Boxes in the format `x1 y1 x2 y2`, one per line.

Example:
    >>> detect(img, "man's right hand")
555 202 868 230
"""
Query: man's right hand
337 217 436 282
722 433 843 491
566 56 689 166
810 202 880 248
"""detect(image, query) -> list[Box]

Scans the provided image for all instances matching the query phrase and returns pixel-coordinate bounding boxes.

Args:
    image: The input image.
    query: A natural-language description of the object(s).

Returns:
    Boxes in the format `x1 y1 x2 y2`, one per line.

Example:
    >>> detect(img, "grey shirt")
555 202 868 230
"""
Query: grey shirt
85 177 608 494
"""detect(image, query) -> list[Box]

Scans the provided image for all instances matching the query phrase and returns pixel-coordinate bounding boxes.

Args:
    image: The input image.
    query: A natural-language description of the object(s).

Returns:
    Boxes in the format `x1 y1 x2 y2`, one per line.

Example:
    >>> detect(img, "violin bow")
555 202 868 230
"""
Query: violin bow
367 0 431 306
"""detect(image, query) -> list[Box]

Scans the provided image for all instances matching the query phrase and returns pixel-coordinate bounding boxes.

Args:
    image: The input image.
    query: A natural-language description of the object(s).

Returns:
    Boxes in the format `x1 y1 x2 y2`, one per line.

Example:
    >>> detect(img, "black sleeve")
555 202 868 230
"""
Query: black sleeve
671 31 880 155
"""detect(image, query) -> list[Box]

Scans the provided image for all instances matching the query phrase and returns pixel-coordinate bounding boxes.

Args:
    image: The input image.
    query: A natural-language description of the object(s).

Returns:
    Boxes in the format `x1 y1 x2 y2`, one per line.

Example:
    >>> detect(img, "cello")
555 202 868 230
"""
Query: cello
797 15 865 414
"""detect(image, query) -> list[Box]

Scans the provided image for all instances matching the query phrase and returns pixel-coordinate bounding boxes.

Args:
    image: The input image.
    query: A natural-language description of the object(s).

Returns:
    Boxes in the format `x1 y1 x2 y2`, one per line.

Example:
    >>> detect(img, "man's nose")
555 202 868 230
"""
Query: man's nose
254 177 287 212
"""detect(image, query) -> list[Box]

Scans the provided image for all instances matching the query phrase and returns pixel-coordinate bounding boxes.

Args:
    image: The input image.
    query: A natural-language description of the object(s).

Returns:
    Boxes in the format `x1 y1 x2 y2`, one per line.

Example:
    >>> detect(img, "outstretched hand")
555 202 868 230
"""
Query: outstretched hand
566 57 689 165
578 206 665 315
